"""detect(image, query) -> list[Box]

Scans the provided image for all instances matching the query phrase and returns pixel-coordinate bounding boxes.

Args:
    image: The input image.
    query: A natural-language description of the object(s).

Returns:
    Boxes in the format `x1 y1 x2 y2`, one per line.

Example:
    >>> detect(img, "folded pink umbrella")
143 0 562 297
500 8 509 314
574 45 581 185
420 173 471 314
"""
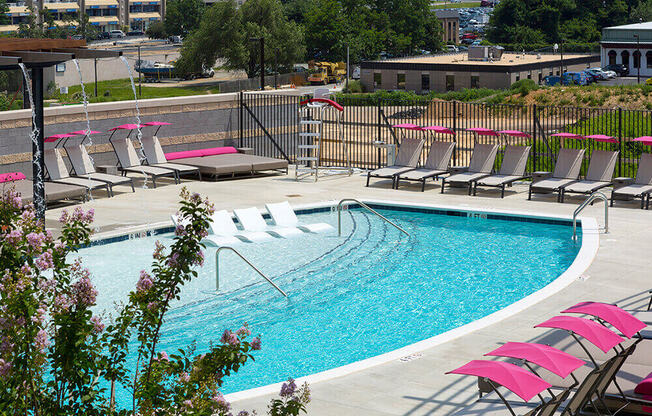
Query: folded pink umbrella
447 360 551 402
485 342 585 379
45 133 76 143
392 123 422 130
585 134 617 143
108 124 143 131
499 130 531 138
535 316 624 353
69 129 103 136
551 132 584 140
466 127 499 136
422 125 455 135
561 302 646 339
141 121 172 126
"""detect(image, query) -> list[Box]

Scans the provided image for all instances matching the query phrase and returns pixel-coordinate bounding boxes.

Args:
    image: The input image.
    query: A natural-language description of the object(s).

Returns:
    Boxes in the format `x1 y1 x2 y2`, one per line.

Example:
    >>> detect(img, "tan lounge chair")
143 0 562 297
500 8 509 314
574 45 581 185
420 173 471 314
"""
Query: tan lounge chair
1 176 87 204
560 150 618 202
64 144 135 195
44 148 111 197
611 153 652 209
366 137 425 188
441 143 499 194
395 141 455 191
140 136 202 181
111 138 178 187
528 148 586 202
473 145 531 198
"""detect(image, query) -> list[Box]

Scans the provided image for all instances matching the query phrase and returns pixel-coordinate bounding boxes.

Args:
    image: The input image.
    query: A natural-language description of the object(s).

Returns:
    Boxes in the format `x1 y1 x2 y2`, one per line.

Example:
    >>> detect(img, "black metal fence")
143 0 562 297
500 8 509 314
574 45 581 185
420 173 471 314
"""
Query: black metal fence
239 92 652 178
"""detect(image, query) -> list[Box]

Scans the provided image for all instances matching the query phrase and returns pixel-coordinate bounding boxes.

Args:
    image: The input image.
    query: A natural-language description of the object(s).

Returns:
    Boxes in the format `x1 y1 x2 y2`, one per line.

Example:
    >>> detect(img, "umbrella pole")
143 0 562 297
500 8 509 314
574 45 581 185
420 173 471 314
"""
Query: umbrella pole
523 362 554 399
155 126 161 136
488 380 517 416
570 332 598 367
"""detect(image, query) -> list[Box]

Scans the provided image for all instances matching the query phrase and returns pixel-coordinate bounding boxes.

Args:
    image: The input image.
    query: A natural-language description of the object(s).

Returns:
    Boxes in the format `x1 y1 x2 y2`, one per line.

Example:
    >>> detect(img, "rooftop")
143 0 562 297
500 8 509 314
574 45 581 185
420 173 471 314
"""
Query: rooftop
368 52 593 67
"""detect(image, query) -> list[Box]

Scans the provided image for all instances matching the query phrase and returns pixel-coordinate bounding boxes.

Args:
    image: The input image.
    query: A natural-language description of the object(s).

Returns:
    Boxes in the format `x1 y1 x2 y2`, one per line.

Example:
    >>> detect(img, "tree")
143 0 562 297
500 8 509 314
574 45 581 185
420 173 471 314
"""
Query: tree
146 21 167 39
0 0 10 25
175 0 304 78
631 0 652 22
164 0 204 36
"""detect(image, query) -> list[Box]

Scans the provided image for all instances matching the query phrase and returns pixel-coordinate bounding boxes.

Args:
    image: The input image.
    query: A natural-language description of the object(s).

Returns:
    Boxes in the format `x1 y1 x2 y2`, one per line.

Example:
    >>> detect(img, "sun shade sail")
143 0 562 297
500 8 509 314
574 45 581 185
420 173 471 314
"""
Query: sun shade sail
485 342 585 378
45 133 76 143
561 302 646 339
534 316 624 353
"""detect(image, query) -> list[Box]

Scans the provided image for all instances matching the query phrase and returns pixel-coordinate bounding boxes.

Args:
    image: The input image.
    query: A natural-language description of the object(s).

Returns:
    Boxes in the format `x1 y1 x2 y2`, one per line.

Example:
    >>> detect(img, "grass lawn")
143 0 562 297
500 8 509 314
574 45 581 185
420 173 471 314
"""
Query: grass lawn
52 78 220 105
431 1 481 9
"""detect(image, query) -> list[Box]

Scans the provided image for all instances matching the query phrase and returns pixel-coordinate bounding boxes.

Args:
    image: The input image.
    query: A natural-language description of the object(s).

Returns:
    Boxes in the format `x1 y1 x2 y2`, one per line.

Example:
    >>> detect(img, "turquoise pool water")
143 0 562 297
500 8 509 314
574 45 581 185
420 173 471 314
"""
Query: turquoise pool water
80 205 581 403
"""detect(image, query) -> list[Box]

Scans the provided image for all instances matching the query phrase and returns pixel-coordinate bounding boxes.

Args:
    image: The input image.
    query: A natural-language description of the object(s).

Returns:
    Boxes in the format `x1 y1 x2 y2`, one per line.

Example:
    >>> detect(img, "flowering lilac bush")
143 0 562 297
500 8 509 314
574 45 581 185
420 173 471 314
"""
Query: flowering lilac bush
0 187 310 415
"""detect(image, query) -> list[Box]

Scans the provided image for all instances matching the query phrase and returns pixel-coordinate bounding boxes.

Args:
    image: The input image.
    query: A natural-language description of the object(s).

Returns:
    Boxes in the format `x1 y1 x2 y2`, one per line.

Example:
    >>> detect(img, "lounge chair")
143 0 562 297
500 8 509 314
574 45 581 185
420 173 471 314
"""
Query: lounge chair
43 148 111 197
111 138 178 187
140 136 202 181
233 207 301 238
265 201 333 233
64 144 135 194
528 148 586 202
366 137 425 188
559 150 619 203
394 141 455 191
611 153 652 209
441 143 499 194
472 145 531 198
203 210 272 246
0 172 87 204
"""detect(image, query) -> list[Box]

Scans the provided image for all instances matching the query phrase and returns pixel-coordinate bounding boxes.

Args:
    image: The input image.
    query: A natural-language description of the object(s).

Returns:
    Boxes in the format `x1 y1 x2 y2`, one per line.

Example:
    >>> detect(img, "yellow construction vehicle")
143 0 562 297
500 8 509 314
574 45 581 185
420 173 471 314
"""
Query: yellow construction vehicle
308 61 346 85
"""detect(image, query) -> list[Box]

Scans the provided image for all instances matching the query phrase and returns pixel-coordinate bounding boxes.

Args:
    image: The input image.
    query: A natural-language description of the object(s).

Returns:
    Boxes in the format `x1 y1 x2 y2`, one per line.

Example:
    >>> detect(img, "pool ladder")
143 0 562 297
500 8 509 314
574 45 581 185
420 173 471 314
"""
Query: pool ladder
336 198 410 237
215 247 287 297
572 191 608 241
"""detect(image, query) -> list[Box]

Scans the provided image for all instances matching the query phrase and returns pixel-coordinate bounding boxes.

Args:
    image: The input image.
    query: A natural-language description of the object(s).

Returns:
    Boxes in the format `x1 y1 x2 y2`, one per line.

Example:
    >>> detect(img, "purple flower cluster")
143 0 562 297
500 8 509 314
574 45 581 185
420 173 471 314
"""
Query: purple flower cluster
35 329 49 351
220 329 240 346
153 240 165 260
3 229 22 245
193 250 204 267
211 392 231 413
179 371 190 383
174 225 186 236
2 189 22 210
25 232 45 252
236 325 251 337
250 337 261 351
53 294 71 313
280 379 297 398
59 207 94 224
71 277 97 308
0 358 11 376
35 250 53 271
90 315 104 333
167 252 180 268
136 270 153 293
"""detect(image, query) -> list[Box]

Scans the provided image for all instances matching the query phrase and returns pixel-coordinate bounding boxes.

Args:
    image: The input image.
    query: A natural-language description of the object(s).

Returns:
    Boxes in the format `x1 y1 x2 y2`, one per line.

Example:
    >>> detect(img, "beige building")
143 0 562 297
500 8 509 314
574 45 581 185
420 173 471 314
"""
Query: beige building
360 49 600 93
435 9 459 45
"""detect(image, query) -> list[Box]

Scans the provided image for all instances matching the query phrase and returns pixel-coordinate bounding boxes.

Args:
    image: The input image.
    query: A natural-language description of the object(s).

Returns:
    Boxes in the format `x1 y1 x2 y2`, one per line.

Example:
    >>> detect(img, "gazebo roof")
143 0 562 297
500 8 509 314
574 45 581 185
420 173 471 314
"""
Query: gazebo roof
0 38 121 69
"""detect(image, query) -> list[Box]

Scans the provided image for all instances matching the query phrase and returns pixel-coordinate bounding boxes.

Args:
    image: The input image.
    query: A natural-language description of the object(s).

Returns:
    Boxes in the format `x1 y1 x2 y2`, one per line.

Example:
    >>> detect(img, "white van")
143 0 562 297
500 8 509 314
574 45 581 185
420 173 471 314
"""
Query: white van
110 30 125 39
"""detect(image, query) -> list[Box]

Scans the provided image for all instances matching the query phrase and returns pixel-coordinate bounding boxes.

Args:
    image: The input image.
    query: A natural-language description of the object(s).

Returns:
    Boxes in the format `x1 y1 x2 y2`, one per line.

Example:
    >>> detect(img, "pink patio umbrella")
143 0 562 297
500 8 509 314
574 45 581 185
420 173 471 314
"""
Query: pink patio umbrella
392 123 422 130
485 342 585 383
499 130 531 138
422 125 455 135
535 316 624 366
466 127 499 136
69 129 103 136
447 360 552 413
108 124 144 141
585 134 618 143
561 302 646 339
550 132 584 140
633 136 652 145
45 133 76 144
142 121 172 136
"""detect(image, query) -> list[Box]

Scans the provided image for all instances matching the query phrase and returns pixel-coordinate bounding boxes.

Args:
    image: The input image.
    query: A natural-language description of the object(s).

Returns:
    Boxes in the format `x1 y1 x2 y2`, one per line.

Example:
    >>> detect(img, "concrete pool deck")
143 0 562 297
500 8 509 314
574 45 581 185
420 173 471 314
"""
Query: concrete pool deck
42 169 652 416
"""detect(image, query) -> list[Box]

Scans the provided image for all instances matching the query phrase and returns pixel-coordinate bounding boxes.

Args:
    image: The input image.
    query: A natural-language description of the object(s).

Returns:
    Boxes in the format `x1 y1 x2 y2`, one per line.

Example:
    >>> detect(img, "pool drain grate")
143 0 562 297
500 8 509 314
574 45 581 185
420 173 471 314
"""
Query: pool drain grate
398 353 423 363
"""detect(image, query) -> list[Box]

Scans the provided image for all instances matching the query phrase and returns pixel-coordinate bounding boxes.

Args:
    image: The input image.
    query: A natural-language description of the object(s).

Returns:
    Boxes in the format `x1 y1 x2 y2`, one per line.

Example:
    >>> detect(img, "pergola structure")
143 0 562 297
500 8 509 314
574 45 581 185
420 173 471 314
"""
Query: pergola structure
0 39 122 220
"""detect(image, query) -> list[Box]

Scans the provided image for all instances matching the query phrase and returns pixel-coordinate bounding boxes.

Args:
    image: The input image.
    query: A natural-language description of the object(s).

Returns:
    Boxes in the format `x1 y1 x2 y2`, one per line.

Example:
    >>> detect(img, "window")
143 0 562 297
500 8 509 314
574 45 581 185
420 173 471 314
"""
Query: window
527 73 532 79
634 50 641 69
647 51 652 68
470 75 479 89
373 72 381 88
446 75 454 91
421 74 430 91
515 74 520 82
621 50 630 67
538 73 542 84
608 50 617 66
397 73 406 89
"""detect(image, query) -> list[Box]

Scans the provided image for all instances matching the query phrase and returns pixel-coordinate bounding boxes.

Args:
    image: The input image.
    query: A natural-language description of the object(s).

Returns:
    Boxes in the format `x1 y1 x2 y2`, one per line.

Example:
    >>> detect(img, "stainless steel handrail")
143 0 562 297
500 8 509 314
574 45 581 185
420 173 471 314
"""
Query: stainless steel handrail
337 198 410 237
215 247 287 297
573 191 608 241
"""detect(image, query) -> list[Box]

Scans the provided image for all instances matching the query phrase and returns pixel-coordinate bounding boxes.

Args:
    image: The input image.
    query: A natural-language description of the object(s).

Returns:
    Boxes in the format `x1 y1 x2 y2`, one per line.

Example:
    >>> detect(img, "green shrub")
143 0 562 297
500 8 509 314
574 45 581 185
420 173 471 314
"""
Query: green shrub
146 21 167 39
510 79 538 97
343 80 364 93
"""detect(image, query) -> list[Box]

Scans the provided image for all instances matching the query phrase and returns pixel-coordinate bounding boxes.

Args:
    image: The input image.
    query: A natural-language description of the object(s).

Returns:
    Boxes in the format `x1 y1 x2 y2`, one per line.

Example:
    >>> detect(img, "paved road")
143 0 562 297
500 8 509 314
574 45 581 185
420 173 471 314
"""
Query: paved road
598 76 643 86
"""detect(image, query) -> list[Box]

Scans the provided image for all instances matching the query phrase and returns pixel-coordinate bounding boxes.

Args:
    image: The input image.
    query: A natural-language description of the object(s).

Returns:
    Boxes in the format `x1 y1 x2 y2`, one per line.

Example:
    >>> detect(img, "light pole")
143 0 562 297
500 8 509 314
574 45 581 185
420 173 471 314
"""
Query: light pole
137 45 142 97
250 37 264 90
634 34 641 83
94 58 98 97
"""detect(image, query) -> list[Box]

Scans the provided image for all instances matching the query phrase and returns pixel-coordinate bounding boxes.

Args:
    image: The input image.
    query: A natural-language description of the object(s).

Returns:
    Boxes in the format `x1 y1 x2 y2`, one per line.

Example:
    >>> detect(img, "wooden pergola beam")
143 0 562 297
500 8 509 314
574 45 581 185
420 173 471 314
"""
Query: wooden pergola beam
1 51 75 66
52 48 122 59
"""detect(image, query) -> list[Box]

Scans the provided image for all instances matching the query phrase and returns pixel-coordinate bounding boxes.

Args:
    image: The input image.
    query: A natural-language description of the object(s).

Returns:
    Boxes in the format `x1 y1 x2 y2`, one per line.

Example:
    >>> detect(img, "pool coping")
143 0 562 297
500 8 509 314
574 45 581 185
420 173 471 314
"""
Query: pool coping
89 199 599 402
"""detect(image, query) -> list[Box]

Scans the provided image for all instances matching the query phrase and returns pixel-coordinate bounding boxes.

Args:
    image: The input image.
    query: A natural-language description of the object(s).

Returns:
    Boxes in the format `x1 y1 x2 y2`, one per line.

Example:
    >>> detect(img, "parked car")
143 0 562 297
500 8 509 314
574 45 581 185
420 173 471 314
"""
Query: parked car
96 31 110 40
110 30 125 39
603 70 617 78
603 64 628 76
582 71 598 83
127 30 145 36
351 66 360 79
585 69 606 81
168 35 182 44
445 45 459 52
461 33 478 40
562 72 589 86
588 67 612 80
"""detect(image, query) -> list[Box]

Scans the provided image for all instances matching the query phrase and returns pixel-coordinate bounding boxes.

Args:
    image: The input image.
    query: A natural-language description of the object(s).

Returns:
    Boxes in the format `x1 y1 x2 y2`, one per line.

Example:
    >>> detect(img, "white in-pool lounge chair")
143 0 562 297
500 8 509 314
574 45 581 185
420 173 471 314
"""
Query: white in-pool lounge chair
234 207 301 238
140 136 202 181
528 148 586 202
366 137 425 188
441 143 499 194
111 138 178 187
265 201 333 233
65 144 135 194
559 150 618 202
395 141 455 191
472 145 531 198
44 148 112 196
611 153 652 209
203 210 270 246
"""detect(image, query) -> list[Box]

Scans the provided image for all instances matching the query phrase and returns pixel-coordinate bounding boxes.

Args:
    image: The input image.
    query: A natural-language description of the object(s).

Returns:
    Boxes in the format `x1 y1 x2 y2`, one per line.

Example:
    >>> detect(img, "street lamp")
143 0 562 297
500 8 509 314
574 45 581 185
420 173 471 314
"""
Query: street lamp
249 37 264 90
634 34 641 84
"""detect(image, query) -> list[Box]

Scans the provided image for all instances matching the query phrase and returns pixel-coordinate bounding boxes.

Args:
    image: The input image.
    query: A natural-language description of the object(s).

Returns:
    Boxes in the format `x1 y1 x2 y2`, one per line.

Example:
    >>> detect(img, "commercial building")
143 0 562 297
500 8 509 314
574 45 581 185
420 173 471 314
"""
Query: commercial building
435 9 459 45
360 47 600 93
601 21 652 77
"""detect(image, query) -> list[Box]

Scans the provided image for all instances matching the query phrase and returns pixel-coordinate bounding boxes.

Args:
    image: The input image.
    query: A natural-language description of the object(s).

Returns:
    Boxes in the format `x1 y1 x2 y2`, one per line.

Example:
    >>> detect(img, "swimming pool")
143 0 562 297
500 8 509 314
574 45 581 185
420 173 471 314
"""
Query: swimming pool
81 201 588 404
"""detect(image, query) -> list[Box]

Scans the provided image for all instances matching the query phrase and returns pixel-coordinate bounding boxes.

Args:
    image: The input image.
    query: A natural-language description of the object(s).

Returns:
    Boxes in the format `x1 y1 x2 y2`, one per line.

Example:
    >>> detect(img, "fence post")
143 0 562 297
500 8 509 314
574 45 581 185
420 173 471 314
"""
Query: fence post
377 100 382 169
239 90 244 147
452 101 457 166
618 107 623 177
532 104 537 172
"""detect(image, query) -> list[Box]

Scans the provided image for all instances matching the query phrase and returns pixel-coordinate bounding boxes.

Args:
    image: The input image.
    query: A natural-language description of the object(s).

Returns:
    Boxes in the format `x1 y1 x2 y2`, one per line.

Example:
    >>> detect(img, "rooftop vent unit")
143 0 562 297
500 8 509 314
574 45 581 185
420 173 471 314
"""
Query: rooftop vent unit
468 45 504 62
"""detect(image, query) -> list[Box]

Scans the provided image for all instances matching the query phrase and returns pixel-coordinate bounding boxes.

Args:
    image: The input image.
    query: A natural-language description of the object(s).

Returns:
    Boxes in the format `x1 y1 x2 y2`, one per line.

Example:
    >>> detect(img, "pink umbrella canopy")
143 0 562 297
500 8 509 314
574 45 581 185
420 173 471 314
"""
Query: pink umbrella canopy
422 125 455 135
45 133 76 143
499 130 531 138
446 360 552 402
535 316 624 353
108 124 143 131
142 121 172 126
551 132 584 140
466 127 499 136
633 136 652 145
392 123 422 130
485 342 585 378
585 134 618 143
69 129 103 136
561 302 646 339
